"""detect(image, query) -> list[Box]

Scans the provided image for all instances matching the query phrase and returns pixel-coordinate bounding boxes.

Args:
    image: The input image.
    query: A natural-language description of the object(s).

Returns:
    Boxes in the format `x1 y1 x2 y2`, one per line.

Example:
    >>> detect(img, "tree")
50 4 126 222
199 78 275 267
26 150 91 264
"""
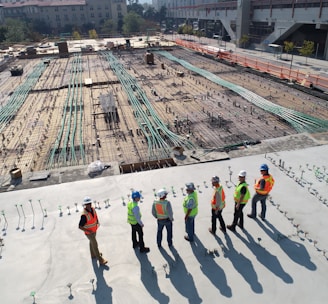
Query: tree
100 19 114 35
158 6 167 23
0 26 7 43
72 31 81 40
284 41 294 60
299 40 314 64
88 29 98 39
143 6 157 21
239 34 249 48
127 2 144 16
4 18 27 43
30 19 52 35
122 11 144 35
178 24 193 35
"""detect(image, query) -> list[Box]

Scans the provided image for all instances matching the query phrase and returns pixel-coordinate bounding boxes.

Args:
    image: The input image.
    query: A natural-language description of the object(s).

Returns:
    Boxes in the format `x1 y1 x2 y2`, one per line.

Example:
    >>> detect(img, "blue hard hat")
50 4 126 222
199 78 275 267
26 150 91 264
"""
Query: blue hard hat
260 164 269 171
132 191 141 200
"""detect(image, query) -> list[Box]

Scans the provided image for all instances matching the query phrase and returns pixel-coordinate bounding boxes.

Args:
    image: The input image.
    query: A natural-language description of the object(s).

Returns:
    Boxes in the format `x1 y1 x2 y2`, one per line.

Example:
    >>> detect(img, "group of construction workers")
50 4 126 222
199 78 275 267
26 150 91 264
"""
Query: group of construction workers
78 164 274 265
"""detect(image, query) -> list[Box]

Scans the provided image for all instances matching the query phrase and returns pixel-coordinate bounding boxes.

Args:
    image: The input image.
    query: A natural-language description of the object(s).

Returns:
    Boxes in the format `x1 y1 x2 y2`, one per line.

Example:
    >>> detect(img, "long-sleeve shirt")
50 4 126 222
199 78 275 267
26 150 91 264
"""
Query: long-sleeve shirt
152 200 174 221
132 205 143 226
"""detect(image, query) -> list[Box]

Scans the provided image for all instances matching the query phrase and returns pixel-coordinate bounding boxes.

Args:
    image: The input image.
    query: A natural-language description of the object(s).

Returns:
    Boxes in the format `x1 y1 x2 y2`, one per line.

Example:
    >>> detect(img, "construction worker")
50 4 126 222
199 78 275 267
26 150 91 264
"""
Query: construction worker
183 182 198 242
208 176 227 235
248 164 275 220
227 170 250 232
127 191 150 253
152 189 174 248
79 196 108 265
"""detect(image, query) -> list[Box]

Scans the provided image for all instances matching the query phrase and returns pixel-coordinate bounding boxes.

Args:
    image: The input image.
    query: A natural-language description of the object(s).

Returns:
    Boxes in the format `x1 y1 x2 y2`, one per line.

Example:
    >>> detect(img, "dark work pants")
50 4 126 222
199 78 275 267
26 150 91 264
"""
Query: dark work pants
231 203 246 228
131 223 145 249
211 209 226 233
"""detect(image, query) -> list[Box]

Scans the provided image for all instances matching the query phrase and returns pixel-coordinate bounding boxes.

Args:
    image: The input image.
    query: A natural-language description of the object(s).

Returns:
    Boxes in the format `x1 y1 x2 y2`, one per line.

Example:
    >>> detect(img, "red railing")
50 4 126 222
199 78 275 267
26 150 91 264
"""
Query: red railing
175 39 328 91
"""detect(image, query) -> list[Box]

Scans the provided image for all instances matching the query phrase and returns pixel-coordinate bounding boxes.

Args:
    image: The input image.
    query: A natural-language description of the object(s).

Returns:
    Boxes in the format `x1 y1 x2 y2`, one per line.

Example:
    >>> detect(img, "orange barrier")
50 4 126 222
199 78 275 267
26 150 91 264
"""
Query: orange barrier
175 39 328 91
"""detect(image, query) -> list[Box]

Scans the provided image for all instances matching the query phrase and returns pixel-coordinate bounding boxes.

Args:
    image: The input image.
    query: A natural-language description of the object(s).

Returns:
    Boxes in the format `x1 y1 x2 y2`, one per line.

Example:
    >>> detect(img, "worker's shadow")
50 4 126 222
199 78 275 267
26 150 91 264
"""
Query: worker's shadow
135 251 170 304
160 246 202 304
91 259 112 303
258 219 316 271
217 233 263 294
191 235 233 297
238 229 293 284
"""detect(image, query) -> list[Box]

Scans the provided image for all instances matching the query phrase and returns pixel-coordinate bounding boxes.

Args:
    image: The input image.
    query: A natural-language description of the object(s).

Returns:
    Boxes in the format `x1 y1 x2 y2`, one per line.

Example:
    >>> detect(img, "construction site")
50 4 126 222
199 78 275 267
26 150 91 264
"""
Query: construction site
1 36 328 182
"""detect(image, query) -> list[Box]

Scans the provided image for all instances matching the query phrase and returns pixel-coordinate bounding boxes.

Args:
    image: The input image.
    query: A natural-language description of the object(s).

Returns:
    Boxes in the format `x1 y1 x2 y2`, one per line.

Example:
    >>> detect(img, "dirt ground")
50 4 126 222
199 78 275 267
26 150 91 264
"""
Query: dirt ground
1 47 328 177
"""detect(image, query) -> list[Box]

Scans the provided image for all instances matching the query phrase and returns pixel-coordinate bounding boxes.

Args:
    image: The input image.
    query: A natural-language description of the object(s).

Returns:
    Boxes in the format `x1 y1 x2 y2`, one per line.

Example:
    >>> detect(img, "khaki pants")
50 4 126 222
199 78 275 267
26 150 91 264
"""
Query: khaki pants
85 233 102 261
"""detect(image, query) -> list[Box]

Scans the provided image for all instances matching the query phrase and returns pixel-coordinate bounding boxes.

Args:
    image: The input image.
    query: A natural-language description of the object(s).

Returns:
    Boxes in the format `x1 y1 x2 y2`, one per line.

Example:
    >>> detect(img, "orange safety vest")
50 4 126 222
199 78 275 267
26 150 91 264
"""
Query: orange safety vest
254 174 275 195
154 200 169 219
82 208 98 234
211 185 225 210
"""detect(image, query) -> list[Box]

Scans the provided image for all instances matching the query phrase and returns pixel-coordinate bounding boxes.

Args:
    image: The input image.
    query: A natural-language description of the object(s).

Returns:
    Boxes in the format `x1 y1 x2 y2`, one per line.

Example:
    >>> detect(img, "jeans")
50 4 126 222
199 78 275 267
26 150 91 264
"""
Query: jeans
211 209 226 233
185 216 195 241
157 219 173 246
251 193 268 218
131 223 145 249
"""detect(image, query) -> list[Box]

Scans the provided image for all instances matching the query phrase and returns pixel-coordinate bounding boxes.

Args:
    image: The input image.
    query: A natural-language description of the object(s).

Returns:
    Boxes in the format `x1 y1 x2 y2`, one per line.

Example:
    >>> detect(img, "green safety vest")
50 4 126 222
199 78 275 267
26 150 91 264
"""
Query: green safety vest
127 201 141 224
183 191 198 217
234 182 250 204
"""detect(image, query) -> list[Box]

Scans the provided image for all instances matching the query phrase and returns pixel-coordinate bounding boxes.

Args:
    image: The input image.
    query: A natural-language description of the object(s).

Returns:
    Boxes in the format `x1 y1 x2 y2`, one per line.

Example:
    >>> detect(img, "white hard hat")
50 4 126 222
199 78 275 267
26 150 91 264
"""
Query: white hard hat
83 196 92 205
157 189 168 199
211 176 220 183
238 170 247 177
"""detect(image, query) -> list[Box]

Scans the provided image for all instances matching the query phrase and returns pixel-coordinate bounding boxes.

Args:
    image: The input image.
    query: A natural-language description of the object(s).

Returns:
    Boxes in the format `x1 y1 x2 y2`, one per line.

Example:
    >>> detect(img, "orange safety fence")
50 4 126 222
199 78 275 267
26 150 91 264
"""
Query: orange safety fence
175 39 328 91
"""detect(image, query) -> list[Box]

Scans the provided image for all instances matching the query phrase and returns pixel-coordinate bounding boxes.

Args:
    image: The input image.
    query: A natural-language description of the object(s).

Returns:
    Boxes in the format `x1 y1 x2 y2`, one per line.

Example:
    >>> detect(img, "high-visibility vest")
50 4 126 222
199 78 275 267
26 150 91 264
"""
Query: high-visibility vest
154 200 169 219
183 191 198 217
254 174 275 195
127 201 140 225
82 208 98 234
211 185 226 210
234 182 250 204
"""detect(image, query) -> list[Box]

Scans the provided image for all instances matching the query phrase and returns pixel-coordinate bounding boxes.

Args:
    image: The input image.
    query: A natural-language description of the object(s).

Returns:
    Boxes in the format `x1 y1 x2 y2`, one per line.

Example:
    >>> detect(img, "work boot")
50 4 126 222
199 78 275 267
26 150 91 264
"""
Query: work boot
140 247 150 253
227 225 236 232
99 258 108 265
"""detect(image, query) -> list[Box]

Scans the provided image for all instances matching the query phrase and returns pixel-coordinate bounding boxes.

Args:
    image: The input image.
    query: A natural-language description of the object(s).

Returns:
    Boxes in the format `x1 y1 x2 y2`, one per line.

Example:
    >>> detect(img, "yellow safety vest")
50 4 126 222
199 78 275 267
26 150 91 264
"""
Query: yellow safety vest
234 182 250 204
183 191 198 216
127 201 140 224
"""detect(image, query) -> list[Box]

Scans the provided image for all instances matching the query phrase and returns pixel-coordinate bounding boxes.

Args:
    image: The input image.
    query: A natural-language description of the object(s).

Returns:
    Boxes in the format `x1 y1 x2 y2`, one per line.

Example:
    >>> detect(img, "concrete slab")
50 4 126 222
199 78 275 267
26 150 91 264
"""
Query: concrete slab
0 144 327 303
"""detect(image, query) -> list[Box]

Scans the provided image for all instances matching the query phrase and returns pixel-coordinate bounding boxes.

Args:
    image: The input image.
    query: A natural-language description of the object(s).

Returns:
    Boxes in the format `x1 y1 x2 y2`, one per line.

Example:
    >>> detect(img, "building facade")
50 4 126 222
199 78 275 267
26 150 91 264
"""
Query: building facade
160 0 328 59
0 0 127 34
